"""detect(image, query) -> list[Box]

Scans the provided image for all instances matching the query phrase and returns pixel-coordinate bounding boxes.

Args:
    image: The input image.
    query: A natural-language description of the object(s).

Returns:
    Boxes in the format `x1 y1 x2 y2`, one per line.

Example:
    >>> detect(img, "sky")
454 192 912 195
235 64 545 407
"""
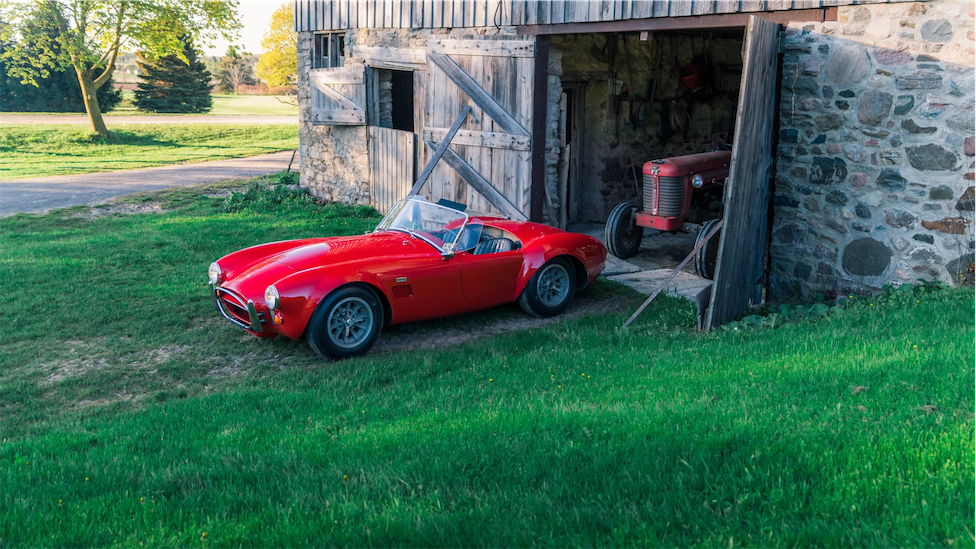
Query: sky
202 1 287 57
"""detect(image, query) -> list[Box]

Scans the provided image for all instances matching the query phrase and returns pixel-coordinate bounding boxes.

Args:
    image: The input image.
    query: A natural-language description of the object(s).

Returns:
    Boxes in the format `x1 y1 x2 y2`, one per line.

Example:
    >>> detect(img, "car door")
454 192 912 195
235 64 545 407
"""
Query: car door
458 240 524 305
372 237 464 324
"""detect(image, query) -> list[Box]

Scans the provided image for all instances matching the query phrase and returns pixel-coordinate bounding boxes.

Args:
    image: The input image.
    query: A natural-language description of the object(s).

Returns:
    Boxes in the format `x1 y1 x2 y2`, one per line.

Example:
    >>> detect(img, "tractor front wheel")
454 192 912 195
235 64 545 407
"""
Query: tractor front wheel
605 202 644 259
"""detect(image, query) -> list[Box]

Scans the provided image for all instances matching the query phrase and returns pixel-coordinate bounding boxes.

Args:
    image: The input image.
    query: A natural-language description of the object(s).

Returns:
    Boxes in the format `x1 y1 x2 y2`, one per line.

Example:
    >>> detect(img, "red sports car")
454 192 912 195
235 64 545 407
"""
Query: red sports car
209 197 607 358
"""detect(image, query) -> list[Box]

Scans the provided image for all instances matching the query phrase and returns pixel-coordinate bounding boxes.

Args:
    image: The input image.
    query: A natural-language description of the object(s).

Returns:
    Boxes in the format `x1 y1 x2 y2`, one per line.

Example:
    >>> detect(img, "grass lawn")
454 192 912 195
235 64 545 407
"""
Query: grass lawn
0 124 297 180
108 93 298 116
0 181 972 547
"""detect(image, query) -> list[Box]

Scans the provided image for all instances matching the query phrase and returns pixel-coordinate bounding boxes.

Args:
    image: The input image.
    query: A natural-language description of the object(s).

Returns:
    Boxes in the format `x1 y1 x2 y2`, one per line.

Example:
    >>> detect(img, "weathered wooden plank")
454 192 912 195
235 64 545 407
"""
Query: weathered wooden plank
515 54 533 215
428 53 529 136
587 0 601 22
549 0 564 24
706 15 779 331
692 0 715 16
650 0 668 17
427 38 535 57
713 0 739 13
429 142 528 220
631 0 651 18
351 45 427 67
424 128 531 150
312 110 366 124
738 0 766 12
309 66 365 85
525 0 538 25
620 0 632 20
669 1 692 16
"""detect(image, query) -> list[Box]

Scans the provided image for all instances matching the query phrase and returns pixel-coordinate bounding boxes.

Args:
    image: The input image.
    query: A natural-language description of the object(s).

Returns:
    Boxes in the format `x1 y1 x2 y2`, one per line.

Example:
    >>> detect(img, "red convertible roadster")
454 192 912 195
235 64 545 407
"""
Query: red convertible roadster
209 197 607 358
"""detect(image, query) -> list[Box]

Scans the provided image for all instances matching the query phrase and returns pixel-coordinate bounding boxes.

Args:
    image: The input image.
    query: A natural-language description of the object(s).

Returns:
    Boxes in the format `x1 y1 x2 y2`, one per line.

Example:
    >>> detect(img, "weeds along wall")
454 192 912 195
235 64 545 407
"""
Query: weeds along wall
770 1 975 299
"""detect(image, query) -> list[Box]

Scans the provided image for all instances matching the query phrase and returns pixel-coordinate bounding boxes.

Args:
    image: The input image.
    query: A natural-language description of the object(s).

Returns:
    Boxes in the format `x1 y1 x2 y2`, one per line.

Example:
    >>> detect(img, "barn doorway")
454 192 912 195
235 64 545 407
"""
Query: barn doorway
539 16 780 327
368 68 418 214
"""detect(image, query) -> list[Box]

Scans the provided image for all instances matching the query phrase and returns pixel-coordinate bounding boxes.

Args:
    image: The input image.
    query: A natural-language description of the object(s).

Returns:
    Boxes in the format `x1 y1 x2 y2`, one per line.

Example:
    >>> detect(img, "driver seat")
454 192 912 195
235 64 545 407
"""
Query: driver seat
473 238 515 255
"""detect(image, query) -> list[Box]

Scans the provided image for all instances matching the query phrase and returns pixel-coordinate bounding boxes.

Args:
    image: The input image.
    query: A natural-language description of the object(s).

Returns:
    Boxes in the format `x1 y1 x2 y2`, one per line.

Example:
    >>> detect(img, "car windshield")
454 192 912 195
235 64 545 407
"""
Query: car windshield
375 197 469 252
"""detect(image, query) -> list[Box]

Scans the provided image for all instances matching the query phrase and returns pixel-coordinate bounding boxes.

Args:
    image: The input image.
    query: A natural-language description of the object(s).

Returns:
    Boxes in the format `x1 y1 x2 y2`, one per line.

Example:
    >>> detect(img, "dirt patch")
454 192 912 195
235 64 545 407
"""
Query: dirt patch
370 288 632 355
76 201 168 219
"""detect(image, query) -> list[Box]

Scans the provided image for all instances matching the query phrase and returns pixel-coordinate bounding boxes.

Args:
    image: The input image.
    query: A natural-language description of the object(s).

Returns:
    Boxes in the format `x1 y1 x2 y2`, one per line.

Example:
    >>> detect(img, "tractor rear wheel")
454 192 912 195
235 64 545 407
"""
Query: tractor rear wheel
694 218 722 280
605 202 643 259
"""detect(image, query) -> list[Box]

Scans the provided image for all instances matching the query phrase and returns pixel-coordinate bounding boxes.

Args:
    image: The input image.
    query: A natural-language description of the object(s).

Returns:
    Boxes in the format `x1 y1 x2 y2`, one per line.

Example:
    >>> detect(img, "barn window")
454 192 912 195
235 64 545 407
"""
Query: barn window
313 33 345 69
370 68 414 132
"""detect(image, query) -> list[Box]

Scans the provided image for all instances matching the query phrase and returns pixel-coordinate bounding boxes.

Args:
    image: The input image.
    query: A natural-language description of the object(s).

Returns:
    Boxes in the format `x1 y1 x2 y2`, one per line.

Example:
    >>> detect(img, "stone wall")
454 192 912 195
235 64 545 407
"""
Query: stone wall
770 1 975 298
297 31 370 205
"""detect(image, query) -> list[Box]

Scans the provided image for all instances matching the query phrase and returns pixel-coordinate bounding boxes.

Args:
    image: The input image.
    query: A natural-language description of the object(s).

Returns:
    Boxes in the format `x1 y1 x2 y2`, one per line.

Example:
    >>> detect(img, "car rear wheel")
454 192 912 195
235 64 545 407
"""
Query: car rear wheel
519 257 577 318
306 286 383 359
605 202 644 259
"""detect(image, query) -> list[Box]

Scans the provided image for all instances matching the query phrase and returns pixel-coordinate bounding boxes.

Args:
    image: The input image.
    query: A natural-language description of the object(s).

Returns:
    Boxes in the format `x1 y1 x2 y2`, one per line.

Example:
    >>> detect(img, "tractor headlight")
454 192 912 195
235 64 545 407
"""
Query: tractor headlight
692 174 704 188
265 285 280 311
208 262 222 284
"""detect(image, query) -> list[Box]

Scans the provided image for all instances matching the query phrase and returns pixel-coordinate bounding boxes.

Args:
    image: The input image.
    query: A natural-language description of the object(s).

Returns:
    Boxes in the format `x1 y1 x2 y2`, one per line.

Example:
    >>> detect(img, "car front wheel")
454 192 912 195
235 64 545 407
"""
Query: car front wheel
306 286 383 359
519 257 577 318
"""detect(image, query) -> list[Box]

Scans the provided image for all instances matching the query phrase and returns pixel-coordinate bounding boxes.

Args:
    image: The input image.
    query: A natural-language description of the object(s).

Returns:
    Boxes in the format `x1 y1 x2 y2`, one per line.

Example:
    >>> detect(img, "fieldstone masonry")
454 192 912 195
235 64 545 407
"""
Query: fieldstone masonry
771 1 975 298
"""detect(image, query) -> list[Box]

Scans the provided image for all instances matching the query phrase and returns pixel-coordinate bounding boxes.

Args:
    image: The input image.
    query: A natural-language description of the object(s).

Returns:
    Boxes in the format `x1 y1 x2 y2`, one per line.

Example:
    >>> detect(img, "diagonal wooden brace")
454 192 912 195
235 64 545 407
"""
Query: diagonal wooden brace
409 105 472 197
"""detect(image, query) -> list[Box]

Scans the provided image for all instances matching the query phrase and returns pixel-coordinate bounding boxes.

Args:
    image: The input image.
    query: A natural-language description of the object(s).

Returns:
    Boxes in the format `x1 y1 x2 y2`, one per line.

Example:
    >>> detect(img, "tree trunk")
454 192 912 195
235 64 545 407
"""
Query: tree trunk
75 67 109 137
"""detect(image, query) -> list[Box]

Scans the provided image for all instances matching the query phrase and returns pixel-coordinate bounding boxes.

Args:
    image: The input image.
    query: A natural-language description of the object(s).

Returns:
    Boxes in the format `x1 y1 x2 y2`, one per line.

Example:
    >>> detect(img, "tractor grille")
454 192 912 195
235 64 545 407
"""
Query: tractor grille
644 174 685 217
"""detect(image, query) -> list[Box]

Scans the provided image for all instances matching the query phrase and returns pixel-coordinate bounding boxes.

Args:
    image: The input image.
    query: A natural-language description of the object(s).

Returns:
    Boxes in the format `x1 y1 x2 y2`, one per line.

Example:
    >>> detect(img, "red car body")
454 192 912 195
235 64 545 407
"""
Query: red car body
210 200 606 357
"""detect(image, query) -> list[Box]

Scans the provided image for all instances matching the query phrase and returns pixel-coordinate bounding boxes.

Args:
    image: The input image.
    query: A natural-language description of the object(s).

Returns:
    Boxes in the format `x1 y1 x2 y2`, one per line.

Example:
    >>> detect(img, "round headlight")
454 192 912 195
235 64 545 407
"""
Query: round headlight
692 174 704 188
208 262 222 284
265 285 280 310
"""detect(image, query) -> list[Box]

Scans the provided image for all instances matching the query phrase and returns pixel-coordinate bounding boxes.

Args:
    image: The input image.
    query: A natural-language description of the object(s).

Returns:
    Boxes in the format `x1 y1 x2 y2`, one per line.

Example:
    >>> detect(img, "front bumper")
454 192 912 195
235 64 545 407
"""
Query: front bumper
211 284 265 333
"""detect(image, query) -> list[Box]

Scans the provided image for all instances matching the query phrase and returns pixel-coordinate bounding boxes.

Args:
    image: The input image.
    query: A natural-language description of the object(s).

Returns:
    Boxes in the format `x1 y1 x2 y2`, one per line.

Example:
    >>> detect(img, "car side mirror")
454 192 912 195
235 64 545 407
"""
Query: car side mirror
441 243 455 260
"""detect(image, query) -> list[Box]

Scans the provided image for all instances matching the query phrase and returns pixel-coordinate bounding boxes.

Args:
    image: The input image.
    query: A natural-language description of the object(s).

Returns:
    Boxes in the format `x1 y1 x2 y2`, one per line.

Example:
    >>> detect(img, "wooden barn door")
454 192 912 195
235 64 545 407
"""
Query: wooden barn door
309 66 366 125
421 37 535 218
368 126 416 214
705 16 780 330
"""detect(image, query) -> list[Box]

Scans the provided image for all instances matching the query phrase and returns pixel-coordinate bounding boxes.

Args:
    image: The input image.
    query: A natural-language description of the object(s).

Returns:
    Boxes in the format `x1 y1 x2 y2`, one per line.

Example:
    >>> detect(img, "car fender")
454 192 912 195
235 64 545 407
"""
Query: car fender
216 239 324 281
266 265 387 340
513 233 606 298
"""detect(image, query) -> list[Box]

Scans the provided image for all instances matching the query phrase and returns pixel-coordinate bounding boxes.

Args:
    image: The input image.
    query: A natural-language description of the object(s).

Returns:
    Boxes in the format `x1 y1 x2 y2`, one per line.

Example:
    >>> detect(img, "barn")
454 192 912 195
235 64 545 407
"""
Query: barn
292 0 974 325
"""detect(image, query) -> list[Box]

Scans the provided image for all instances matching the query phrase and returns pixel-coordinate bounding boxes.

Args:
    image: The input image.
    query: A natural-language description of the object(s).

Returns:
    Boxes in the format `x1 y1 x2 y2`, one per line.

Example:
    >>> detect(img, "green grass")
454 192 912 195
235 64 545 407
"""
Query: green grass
0 124 297 180
0 182 972 547
208 94 300 116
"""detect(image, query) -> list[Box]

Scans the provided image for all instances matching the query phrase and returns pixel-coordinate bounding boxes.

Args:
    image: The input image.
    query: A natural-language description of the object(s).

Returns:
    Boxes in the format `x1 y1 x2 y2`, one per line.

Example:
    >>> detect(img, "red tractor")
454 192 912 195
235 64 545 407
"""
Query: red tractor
604 150 732 279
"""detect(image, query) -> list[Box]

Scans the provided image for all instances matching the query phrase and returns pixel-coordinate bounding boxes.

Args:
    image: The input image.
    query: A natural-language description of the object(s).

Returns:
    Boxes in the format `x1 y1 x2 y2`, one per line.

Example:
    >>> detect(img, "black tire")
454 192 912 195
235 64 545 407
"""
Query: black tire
306 286 383 359
605 202 644 259
694 219 722 280
518 257 577 318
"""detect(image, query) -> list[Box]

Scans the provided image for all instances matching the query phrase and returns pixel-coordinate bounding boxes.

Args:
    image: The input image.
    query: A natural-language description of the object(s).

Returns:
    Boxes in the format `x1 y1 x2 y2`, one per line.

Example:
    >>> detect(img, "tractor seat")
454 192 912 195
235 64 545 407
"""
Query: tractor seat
473 237 515 255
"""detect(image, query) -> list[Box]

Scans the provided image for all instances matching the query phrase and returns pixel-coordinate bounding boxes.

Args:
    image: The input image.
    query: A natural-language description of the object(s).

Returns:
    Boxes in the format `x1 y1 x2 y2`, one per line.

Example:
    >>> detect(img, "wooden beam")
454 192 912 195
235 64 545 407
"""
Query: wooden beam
428 141 528 221
428 53 529 137
426 38 536 57
409 106 472 196
423 128 531 151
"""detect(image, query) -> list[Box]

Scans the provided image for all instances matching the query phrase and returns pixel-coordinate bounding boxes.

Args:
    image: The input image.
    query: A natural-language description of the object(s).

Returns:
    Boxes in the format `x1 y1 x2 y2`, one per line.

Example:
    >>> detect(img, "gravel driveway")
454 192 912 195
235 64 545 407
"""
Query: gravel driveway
0 150 296 217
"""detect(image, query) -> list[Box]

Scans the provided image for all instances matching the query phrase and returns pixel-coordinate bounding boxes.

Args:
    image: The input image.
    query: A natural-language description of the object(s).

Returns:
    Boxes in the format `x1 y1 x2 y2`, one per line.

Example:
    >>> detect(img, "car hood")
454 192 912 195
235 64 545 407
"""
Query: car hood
269 231 416 271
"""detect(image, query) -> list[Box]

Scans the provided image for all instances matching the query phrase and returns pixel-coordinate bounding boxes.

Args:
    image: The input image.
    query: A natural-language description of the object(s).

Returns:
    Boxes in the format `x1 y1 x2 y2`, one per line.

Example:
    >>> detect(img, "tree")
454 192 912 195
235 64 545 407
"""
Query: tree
133 38 212 113
0 11 121 113
1 1 239 136
255 3 296 89
0 46 122 112
216 45 254 94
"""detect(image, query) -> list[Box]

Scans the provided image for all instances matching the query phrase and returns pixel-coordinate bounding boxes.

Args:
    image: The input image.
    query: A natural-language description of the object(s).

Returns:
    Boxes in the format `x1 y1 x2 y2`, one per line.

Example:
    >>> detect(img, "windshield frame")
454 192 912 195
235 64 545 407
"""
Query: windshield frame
375 197 471 253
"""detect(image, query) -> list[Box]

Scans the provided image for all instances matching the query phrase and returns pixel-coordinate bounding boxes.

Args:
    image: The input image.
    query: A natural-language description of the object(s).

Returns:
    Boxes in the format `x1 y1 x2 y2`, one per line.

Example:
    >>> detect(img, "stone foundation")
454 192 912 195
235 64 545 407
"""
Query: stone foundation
770 0 975 297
